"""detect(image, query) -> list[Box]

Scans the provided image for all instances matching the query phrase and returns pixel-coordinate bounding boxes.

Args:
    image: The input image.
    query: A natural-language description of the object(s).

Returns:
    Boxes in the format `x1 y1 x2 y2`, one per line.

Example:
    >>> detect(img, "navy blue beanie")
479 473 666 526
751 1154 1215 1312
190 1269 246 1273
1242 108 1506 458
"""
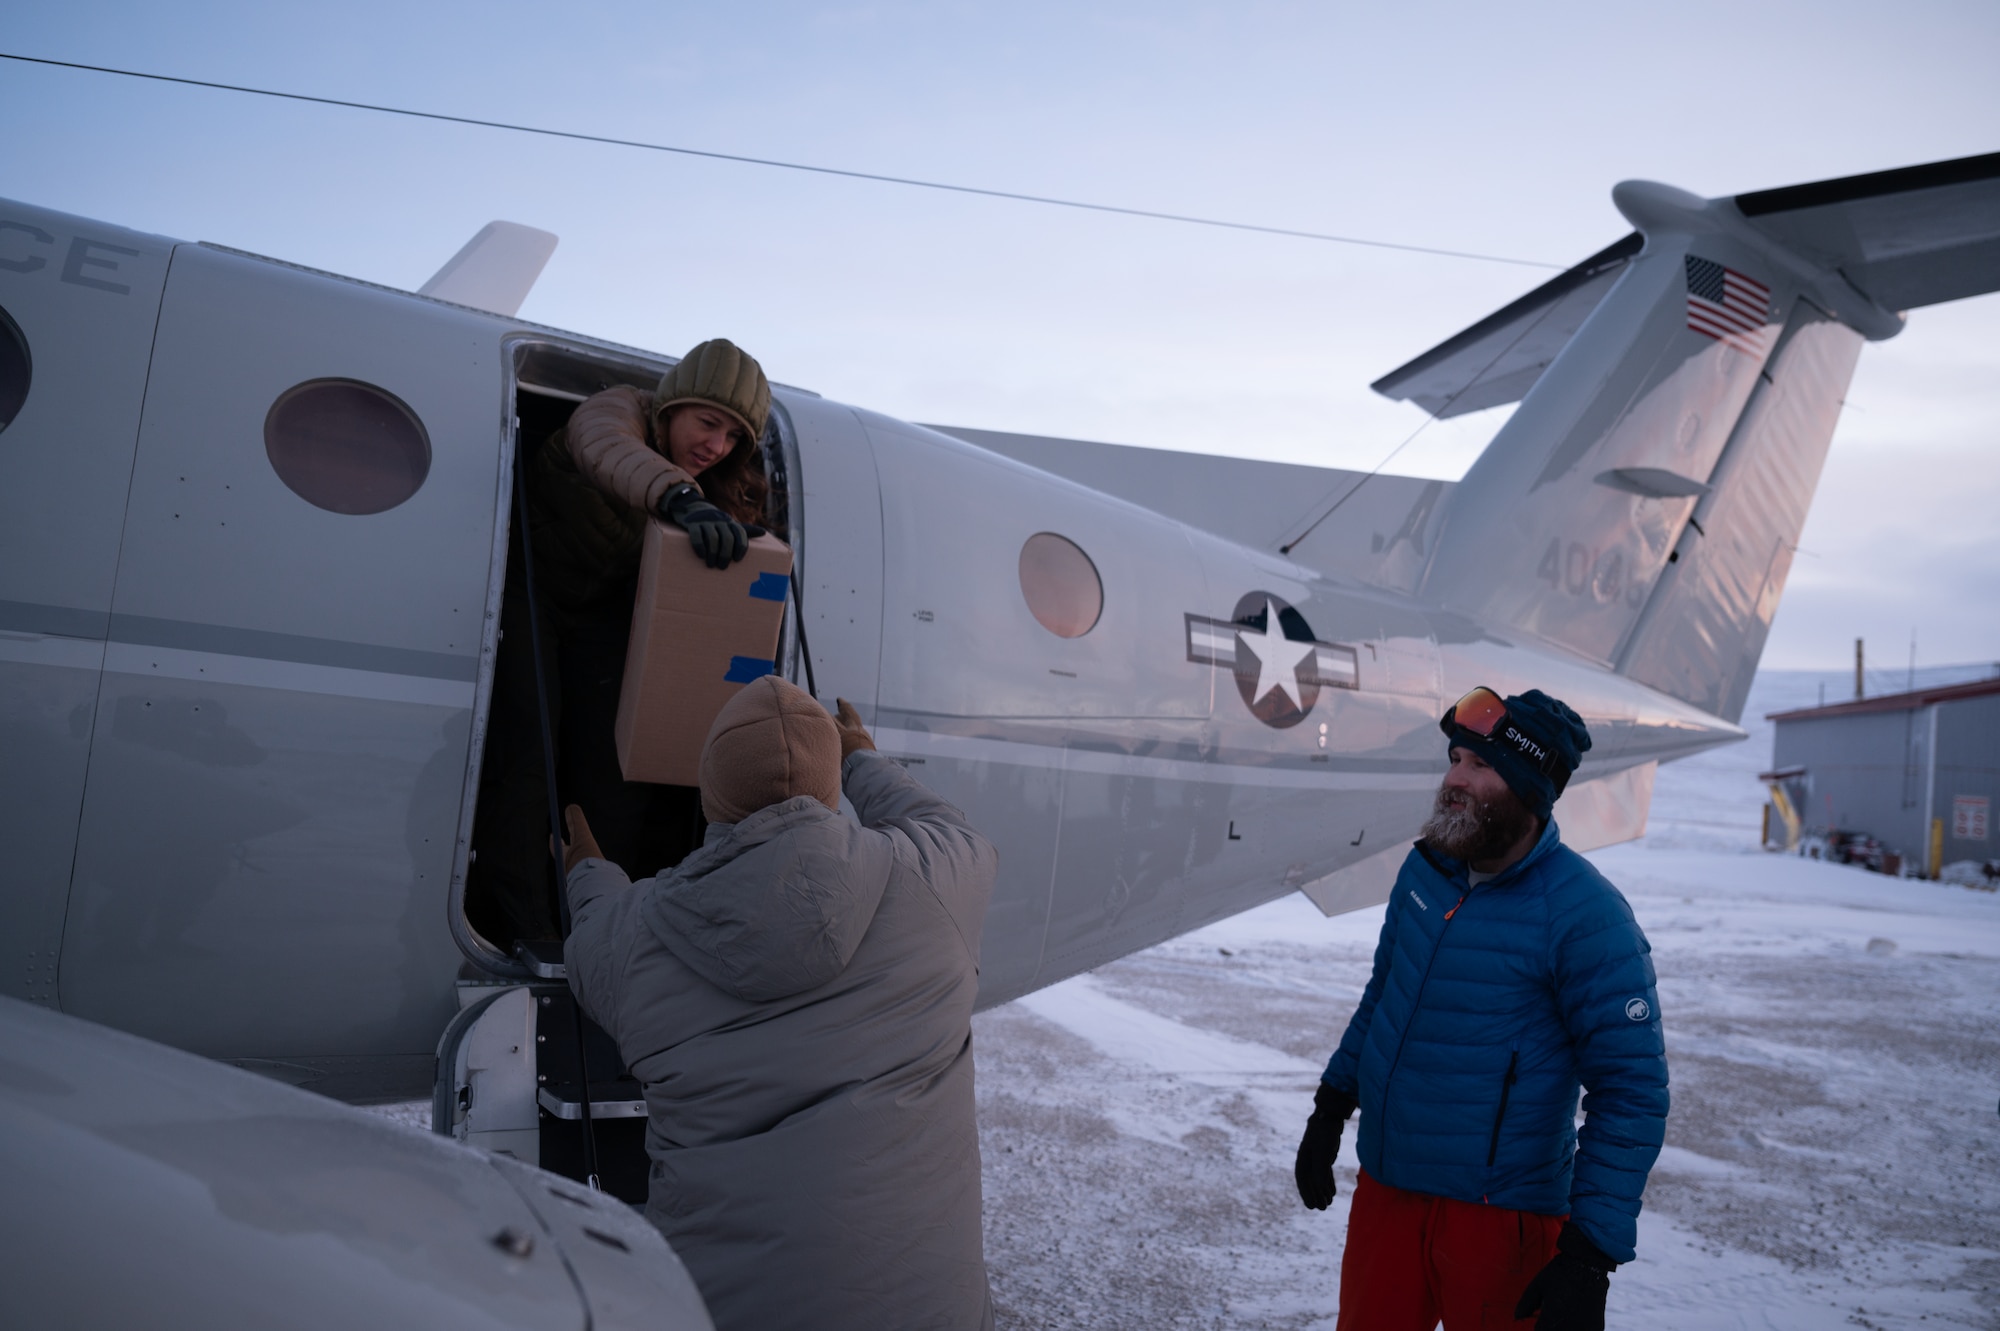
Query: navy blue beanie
1443 689 1592 819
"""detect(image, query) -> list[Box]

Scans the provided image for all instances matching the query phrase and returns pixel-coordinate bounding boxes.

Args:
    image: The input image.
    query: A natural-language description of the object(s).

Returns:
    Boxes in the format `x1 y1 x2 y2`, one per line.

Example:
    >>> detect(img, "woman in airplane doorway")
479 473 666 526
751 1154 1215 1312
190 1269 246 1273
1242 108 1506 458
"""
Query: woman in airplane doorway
532 337 772 593
466 339 774 949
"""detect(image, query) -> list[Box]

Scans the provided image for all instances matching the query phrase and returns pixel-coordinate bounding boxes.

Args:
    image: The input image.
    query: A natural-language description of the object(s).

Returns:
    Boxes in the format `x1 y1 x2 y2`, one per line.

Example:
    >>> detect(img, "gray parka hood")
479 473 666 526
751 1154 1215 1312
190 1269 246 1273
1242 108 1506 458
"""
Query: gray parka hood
639 796 894 1003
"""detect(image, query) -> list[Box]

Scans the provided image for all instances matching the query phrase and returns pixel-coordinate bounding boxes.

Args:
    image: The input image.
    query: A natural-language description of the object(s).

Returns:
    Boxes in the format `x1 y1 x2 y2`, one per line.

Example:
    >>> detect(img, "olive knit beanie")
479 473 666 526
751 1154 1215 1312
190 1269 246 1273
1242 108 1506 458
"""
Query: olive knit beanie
699 675 842 825
1442 688 1592 819
655 338 771 444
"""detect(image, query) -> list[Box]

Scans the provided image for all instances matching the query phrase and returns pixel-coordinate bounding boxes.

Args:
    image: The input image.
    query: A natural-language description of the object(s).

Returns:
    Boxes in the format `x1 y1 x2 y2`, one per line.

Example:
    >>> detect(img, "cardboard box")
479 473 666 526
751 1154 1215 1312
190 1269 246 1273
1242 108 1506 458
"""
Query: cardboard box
615 521 794 786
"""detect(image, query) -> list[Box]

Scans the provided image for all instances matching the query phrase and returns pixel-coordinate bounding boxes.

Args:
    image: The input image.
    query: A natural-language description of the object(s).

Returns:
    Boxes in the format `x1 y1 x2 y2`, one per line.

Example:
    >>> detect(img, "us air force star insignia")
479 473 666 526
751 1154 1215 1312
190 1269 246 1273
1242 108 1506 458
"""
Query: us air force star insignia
1236 600 1317 710
1184 592 1361 728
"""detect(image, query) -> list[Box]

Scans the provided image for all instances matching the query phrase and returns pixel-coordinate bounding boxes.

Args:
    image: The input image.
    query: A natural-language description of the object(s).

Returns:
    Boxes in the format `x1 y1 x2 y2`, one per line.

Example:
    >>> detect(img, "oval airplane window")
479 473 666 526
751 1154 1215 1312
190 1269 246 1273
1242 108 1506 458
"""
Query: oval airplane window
0 304 29 436
265 378 431 515
1019 532 1102 638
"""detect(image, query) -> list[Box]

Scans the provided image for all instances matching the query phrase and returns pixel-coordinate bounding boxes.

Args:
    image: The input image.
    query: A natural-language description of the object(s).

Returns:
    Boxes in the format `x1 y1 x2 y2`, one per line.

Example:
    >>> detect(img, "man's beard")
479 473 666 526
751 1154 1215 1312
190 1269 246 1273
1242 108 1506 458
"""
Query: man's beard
1420 781 1538 865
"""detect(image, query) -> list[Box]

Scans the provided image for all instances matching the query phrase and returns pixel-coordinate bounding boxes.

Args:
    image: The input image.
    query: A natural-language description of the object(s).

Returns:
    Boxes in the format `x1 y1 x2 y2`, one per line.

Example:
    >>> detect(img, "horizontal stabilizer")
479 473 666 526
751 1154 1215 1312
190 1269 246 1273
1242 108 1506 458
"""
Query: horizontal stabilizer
1550 761 1655 853
1296 760 1656 918
418 221 558 317
1736 151 2000 311
1371 234 1641 418
1299 841 1404 918
1377 153 2000 427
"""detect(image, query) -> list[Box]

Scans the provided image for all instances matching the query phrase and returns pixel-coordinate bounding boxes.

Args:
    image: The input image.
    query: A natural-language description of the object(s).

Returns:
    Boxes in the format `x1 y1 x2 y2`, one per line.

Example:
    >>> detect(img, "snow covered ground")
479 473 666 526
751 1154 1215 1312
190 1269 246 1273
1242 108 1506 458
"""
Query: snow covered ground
975 669 2000 1329
365 668 2000 1327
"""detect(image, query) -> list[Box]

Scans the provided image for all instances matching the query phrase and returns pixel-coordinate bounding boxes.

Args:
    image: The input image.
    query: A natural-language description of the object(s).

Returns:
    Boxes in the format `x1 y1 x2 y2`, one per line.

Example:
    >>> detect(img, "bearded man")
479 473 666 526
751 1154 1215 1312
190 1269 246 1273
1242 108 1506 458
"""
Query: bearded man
1293 688 1668 1331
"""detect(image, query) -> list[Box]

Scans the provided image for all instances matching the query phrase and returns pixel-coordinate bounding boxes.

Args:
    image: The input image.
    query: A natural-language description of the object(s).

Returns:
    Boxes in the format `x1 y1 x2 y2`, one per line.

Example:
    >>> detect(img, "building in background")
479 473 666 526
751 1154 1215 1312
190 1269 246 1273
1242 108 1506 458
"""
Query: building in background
1762 679 2000 876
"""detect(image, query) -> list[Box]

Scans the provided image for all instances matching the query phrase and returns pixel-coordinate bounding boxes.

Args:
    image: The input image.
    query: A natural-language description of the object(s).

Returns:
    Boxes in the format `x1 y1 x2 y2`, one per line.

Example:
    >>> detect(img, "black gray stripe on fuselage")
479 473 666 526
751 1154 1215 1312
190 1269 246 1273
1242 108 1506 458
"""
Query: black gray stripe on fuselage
0 599 477 707
872 726 1439 791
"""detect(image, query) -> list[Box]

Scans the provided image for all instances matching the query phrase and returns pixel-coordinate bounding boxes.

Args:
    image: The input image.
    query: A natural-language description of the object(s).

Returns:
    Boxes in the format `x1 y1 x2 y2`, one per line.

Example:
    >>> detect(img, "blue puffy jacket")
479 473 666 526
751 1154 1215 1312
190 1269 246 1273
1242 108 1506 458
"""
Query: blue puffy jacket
1322 819 1667 1262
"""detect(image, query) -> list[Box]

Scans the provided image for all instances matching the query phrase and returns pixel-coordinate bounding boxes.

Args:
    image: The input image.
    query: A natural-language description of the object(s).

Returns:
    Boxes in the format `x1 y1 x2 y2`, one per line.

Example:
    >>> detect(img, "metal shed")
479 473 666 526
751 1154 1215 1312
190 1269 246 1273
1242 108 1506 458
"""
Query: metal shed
1766 677 2000 875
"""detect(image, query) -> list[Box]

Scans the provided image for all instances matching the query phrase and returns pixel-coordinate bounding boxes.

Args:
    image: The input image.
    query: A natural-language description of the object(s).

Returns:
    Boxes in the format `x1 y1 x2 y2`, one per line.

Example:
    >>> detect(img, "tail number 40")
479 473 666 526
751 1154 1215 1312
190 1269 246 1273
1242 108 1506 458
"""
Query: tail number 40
1538 539 1647 608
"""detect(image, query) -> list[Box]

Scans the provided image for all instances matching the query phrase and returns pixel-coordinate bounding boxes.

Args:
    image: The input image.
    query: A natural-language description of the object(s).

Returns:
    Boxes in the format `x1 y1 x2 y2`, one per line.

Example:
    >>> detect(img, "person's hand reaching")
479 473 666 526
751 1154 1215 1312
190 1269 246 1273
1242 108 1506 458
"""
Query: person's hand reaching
560 804 602 875
833 698 876 761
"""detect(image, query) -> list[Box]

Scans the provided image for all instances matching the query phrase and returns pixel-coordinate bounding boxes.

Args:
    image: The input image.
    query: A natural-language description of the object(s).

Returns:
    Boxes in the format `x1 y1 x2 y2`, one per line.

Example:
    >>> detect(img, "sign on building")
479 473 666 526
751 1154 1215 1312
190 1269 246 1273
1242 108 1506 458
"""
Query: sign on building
1953 795 1989 842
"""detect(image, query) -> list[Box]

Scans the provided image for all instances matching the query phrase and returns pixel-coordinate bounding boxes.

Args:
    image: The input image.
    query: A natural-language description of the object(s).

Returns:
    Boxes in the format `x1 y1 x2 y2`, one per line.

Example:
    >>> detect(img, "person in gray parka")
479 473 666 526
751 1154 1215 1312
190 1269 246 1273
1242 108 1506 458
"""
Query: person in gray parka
560 675 998 1331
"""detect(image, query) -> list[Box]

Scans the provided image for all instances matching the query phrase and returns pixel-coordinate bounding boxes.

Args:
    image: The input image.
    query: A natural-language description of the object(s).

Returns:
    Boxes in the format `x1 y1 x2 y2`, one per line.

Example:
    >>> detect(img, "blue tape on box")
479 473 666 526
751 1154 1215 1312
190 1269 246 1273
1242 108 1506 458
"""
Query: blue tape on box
748 571 789 602
724 656 776 684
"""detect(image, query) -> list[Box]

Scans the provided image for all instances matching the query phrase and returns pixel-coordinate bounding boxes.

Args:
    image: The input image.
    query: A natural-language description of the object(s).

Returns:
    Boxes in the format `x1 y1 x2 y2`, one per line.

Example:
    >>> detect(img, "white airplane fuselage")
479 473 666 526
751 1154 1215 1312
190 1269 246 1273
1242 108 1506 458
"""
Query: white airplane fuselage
0 199 1737 1098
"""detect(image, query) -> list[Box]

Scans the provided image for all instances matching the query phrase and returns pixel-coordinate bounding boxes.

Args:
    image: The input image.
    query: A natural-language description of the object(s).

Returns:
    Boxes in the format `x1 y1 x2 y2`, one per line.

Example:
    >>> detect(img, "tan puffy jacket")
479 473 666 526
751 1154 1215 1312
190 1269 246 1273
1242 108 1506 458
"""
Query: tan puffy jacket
526 386 695 612
565 385 697 514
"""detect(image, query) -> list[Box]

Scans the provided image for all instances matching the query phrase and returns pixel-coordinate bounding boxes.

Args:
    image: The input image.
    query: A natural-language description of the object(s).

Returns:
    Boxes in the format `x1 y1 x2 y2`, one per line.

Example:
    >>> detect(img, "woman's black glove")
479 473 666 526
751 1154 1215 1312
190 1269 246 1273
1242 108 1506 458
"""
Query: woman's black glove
1293 1082 1358 1210
660 484 749 569
1514 1221 1616 1330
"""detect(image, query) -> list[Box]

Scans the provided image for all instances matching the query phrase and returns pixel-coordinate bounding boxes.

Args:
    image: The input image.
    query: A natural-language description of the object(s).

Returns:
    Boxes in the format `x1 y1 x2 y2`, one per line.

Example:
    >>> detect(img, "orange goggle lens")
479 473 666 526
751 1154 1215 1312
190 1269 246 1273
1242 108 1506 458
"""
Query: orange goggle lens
1444 687 1508 738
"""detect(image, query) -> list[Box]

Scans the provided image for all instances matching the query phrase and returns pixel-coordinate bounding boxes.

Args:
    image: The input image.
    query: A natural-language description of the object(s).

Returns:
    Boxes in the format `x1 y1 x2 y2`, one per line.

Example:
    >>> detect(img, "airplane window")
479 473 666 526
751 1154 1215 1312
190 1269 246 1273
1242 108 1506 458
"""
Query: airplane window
264 378 431 515
0 304 28 436
1019 532 1102 638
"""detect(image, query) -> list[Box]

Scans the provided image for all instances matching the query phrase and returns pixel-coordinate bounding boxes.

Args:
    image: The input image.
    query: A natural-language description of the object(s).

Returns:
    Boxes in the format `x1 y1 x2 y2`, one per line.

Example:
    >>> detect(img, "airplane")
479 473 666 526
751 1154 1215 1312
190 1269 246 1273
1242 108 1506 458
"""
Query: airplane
2 149 1996 1318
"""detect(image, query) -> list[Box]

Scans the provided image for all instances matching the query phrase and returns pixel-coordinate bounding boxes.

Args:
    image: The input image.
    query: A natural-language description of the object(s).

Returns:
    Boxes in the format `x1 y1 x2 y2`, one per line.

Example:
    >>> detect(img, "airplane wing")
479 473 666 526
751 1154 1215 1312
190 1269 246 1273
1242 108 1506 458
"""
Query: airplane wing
0 995 713 1329
1733 151 2000 311
926 424 1453 593
927 424 1373 549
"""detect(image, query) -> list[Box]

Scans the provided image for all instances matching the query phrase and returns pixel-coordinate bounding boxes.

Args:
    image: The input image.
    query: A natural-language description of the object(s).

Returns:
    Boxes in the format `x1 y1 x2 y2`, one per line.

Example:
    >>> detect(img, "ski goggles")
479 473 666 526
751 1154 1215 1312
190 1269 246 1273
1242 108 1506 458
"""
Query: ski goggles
1439 687 1566 778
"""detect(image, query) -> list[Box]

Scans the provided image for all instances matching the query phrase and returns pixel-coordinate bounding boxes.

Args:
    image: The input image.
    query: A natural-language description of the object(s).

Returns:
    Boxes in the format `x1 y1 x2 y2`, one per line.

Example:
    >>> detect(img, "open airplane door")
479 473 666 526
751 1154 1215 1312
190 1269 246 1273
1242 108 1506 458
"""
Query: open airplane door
58 242 506 1094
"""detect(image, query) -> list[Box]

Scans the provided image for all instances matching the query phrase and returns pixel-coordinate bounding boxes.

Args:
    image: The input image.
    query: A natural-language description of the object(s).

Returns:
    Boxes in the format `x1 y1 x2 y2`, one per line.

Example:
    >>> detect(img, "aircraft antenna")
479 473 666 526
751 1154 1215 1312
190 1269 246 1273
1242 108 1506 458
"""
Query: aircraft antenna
0 51 1561 271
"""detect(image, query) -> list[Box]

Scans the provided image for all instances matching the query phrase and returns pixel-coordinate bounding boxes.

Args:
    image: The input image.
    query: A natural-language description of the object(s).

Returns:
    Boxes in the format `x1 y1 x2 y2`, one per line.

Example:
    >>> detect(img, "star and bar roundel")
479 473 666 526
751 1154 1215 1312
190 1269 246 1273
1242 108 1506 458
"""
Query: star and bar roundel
1185 593 1360 728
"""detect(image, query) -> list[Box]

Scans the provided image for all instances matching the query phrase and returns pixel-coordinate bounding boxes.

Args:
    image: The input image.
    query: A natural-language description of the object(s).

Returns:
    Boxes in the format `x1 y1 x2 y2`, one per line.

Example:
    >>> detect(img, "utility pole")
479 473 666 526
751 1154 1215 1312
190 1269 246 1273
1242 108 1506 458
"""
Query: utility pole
1855 637 1864 700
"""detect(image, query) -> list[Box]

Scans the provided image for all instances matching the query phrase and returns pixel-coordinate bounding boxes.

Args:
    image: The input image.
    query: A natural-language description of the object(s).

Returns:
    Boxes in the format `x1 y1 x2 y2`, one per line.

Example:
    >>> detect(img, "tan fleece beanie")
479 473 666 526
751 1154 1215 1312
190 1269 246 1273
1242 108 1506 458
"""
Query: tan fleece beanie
654 338 771 443
698 675 842 824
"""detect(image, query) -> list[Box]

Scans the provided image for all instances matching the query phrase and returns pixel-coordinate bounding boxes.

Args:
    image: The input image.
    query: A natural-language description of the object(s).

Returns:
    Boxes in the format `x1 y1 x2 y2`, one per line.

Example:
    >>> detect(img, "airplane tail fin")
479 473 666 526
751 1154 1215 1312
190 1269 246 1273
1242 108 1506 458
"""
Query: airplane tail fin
1376 153 2000 723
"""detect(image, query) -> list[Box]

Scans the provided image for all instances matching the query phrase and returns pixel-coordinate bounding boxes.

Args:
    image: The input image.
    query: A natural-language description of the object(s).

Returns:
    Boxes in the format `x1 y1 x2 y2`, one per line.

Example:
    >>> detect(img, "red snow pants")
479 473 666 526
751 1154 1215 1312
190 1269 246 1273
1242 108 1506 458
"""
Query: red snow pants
1335 1169 1564 1330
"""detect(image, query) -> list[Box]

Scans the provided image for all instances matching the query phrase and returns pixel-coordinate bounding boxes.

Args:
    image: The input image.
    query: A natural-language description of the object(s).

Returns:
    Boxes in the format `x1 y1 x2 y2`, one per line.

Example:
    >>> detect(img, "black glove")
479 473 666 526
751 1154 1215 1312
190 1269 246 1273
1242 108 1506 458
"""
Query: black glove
1514 1221 1616 1330
1293 1082 1357 1210
660 485 749 569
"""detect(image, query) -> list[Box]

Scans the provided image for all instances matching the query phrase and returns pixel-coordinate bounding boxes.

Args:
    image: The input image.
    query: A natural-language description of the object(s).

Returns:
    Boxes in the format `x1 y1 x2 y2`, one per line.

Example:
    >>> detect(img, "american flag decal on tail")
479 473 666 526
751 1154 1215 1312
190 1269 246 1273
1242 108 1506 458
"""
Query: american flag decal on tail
1685 255 1774 355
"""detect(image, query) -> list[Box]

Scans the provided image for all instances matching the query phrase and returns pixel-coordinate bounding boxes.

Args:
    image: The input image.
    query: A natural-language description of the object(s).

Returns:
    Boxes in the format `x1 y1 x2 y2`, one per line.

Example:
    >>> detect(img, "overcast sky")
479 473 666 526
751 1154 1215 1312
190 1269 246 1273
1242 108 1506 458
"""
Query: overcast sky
5 1 1996 672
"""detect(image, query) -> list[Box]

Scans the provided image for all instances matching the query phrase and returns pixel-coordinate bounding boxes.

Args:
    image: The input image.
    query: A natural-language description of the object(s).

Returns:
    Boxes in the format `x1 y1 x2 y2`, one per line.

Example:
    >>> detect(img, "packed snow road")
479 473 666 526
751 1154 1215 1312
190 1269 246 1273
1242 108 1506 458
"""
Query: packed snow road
975 846 2000 1330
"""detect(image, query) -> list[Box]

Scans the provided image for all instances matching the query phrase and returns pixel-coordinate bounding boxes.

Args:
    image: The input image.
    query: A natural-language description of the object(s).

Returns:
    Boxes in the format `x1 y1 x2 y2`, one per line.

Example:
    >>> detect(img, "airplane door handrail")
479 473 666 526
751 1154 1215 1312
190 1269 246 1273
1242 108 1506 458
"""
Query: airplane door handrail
509 426 603 1193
